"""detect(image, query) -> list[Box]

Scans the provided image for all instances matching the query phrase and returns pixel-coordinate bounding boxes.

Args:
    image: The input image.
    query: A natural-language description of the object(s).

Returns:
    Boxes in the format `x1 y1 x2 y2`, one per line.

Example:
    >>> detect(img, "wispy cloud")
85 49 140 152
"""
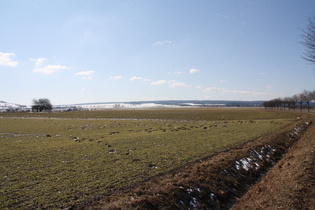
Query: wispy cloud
153 40 172 46
33 65 67 74
189 68 200 74
168 81 190 88
0 52 18 67
203 87 270 96
129 76 151 82
220 80 228 83
266 85 273 89
212 13 231 19
30 58 47 67
74 70 95 80
204 87 227 92
150 79 192 88
150 80 167 86
110 75 123 79
130 76 142 81
75 70 95 76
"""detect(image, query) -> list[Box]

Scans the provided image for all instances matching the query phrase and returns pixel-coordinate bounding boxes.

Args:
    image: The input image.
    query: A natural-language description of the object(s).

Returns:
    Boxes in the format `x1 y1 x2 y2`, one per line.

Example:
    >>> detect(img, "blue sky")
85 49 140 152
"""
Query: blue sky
1 0 315 105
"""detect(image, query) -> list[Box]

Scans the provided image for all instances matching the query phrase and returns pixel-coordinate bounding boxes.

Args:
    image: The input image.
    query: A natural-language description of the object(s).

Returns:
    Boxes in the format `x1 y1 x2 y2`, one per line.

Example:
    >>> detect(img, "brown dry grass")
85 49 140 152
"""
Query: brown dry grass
232 115 315 210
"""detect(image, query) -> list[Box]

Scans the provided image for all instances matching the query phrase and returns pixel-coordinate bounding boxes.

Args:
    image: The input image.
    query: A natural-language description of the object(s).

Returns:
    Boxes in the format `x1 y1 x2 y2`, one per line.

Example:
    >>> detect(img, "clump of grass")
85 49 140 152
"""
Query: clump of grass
0 110 297 209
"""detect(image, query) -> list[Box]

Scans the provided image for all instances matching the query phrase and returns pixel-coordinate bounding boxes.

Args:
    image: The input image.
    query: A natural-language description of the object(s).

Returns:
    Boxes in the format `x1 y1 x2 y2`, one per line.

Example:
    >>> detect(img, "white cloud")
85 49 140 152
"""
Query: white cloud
75 70 95 76
220 80 228 83
130 76 142 81
168 81 190 88
153 40 172 46
189 68 200 74
150 80 167 86
33 65 67 74
31 58 47 67
131 75 194 89
0 52 18 67
110 75 123 79
150 80 191 88
204 87 227 92
203 87 270 96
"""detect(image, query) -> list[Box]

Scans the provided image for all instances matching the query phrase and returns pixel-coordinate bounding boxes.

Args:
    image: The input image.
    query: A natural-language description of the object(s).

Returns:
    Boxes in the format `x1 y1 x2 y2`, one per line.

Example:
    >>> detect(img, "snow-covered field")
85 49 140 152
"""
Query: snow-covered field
0 99 264 112
0 100 27 112
75 102 228 110
77 103 181 110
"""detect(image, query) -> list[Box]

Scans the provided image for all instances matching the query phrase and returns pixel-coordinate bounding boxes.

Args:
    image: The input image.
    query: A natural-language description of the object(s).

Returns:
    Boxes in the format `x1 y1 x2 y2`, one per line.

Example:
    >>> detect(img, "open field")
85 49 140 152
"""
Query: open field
0 109 299 209
0 108 298 120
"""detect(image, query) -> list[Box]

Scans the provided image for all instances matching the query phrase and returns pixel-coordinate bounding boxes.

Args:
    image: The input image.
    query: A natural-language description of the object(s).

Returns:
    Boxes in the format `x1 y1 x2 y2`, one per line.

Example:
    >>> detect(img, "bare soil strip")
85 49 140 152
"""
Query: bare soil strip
70 117 313 210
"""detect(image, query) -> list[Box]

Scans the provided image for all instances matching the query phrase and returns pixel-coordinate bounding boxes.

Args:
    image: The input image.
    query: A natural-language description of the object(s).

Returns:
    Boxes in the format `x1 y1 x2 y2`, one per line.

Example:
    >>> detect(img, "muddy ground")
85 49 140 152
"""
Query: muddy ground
71 114 314 210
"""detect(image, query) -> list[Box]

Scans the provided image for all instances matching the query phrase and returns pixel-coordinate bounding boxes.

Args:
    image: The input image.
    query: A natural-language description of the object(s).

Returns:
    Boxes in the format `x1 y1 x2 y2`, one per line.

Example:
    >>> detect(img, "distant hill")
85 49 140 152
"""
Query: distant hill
2 99 314 112
74 100 265 110
76 100 266 106
0 100 28 112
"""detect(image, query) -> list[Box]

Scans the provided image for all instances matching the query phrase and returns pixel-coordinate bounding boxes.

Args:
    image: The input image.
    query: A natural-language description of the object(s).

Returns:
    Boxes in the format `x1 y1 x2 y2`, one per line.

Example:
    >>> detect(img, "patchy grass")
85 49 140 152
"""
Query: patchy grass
0 108 297 121
0 109 298 209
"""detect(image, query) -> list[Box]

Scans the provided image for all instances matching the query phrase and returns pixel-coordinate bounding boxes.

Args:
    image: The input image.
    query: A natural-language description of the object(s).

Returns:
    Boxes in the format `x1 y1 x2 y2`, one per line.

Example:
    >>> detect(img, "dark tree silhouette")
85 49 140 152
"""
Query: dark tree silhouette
301 16 315 65
302 90 314 112
264 89 315 112
32 98 53 112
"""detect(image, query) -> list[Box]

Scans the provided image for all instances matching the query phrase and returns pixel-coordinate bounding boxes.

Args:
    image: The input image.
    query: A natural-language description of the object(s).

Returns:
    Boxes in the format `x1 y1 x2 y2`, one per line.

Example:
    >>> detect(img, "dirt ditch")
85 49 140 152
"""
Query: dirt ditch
69 119 312 210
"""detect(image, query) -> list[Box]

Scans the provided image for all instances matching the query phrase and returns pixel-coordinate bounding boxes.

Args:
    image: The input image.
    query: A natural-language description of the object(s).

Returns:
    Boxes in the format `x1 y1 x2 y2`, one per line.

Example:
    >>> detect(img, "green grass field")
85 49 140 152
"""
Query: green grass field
0 109 298 209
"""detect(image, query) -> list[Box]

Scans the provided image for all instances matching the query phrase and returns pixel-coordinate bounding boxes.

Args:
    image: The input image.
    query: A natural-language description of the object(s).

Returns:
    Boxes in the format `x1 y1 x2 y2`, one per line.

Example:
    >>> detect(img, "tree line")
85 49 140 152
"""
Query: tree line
263 90 315 112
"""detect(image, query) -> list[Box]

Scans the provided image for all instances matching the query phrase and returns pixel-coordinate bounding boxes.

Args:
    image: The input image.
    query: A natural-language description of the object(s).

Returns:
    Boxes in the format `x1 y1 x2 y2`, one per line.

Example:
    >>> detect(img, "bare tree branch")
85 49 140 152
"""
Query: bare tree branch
301 16 315 65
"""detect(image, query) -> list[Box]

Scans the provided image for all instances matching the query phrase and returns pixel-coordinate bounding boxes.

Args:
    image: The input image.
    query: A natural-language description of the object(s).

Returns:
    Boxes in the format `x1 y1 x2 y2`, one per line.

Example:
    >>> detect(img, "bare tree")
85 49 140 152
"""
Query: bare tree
302 90 313 112
284 97 294 111
274 98 283 110
311 90 315 101
297 94 306 111
301 16 315 65
32 98 53 112
291 94 299 111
